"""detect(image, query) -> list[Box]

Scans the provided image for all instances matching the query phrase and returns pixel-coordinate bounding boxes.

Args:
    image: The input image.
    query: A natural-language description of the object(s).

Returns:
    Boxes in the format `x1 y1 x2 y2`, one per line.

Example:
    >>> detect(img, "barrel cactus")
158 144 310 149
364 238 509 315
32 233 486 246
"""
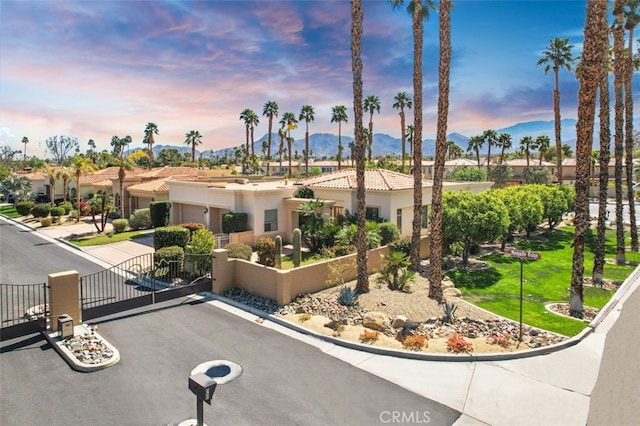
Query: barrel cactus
293 228 302 268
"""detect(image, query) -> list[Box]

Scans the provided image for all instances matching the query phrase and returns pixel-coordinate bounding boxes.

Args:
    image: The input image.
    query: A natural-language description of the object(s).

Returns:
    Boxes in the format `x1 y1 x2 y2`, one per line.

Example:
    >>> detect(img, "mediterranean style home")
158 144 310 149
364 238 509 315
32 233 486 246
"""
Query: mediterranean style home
167 168 493 245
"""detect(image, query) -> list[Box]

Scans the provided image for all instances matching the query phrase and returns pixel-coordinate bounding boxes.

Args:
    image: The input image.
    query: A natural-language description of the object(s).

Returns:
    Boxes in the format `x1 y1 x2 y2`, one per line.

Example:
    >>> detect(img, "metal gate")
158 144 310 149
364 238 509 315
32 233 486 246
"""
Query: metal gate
0 282 47 341
81 253 212 321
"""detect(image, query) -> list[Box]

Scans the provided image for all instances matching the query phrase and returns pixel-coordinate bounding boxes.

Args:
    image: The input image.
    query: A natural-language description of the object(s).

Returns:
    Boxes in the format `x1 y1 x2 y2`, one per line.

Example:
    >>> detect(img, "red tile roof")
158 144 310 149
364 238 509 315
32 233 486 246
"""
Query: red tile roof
296 169 429 191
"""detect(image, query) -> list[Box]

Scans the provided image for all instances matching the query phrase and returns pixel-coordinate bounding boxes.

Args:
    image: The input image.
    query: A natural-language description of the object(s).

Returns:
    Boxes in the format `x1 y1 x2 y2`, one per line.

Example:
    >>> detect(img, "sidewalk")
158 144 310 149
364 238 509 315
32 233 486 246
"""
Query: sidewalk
10 217 640 425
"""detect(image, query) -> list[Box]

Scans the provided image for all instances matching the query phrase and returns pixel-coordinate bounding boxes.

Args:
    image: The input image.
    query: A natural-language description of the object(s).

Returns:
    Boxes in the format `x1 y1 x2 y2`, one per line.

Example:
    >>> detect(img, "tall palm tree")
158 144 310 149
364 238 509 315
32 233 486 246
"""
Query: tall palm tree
111 135 132 214
262 101 279 173
467 135 484 168
278 127 286 171
428 0 451 302
363 95 381 162
70 155 97 222
624 2 640 251
482 129 497 173
446 141 462 160
281 112 297 178
36 162 58 205
21 137 28 161
331 105 348 170
519 136 534 167
538 37 575 184
497 132 512 164
143 122 159 170
247 111 259 160
55 167 73 202
570 0 608 318
613 1 626 264
393 92 413 172
536 135 551 166
405 124 415 169
299 105 315 175
351 0 368 294
239 108 253 169
184 130 203 167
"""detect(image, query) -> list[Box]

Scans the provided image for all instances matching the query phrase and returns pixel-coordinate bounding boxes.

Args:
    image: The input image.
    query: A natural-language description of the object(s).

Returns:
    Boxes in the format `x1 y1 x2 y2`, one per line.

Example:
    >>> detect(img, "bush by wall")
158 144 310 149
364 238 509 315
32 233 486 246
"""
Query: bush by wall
180 222 205 236
377 222 400 246
222 212 248 233
185 228 215 273
50 206 66 218
154 226 190 250
112 219 128 234
154 245 184 276
390 237 412 257
129 208 152 230
225 242 253 261
16 201 35 216
31 203 51 218
255 237 275 267
57 201 73 214
150 201 171 228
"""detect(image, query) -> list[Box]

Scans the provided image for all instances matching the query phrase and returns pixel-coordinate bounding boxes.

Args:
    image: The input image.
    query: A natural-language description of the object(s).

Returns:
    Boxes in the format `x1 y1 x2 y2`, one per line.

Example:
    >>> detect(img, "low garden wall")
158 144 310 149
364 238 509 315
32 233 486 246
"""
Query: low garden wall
212 235 430 305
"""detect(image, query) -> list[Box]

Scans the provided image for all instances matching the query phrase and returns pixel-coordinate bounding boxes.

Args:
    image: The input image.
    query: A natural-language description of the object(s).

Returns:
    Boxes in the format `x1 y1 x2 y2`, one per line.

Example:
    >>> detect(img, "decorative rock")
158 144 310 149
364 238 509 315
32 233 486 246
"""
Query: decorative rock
443 288 462 298
392 315 408 328
363 311 387 330
442 280 455 289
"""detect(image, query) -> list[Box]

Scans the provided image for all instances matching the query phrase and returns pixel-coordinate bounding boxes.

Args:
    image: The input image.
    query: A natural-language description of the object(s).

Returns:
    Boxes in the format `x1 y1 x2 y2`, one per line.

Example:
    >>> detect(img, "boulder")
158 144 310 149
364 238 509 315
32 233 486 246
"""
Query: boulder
363 311 387 330
391 315 408 328
442 279 456 289
443 287 462 298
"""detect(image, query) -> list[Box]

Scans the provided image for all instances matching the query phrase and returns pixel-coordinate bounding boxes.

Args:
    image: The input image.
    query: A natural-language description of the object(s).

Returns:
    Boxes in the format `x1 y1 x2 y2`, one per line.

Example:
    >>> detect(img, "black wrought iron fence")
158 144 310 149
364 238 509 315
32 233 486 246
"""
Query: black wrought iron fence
0 282 47 340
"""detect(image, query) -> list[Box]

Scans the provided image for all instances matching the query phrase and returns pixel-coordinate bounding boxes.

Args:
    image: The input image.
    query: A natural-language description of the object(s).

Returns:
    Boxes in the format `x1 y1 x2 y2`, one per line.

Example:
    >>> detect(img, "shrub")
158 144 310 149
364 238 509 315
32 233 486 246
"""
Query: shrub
154 245 184 277
334 244 356 257
390 238 411 257
442 301 458 324
402 335 427 351
180 222 205 236
108 210 121 220
225 242 252 261
16 201 35 216
255 237 275 267
149 201 171 228
447 333 474 353
295 187 315 199
154 226 190 250
486 333 512 348
69 209 79 220
75 201 91 216
50 206 65 217
129 208 152 230
31 203 51 218
185 228 215 273
39 216 53 227
376 251 415 291
57 201 73 214
222 212 248 233
337 285 359 306
376 222 400 246
323 320 345 337
112 219 128 234
359 330 380 344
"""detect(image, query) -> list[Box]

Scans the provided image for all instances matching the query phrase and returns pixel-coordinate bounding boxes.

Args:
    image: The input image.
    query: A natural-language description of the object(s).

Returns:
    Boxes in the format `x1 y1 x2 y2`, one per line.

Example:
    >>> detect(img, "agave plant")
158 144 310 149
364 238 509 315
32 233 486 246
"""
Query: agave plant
442 301 458 324
337 285 359 306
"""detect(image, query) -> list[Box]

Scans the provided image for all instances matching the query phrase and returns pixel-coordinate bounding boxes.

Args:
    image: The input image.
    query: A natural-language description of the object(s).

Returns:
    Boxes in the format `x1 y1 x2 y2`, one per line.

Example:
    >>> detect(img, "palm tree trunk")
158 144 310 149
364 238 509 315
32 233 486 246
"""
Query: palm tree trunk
368 115 373 162
571 0 608 317
410 3 424 272
400 110 406 173
553 71 564 184
267 117 273 174
429 0 452 303
338 122 342 170
613 2 626 264
305 128 309 175
351 0 368 294
625 27 637 251
593 61 611 283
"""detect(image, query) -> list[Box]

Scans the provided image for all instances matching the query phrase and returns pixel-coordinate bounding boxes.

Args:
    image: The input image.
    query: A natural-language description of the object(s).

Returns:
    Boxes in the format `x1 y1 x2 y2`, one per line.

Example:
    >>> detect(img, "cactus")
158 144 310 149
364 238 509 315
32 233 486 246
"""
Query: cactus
274 235 283 269
293 228 302 267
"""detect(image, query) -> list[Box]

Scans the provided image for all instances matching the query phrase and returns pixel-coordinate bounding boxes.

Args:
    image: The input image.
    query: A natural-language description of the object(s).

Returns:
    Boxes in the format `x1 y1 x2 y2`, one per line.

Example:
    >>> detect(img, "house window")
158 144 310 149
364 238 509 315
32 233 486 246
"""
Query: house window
264 209 278 232
331 206 344 222
396 208 402 230
422 206 429 229
366 207 379 221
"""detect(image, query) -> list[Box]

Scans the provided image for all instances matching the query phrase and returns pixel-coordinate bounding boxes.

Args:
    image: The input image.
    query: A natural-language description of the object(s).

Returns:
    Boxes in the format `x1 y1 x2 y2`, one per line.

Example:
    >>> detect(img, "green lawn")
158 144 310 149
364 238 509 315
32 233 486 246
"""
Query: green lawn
0 205 19 218
280 251 327 269
69 230 147 247
447 227 638 336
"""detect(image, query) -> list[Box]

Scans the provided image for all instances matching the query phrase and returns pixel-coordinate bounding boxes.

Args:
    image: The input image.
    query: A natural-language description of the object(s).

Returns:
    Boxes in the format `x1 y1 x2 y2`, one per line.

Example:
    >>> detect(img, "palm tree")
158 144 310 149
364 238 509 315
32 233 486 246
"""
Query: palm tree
239 108 253 170
363 95 381 162
482 129 497 173
278 127 286 171
21 137 28 161
446 141 462 160
536 135 551 166
467 135 484 168
111 135 132 214
519 136 534 167
184 130 203 167
405 124 415 169
351 0 368 294
143 122 159 170
331 105 349 170
497 133 512 164
281 112 297 178
56 167 73 202
247 111 259 160
70 155 98 222
624 2 639 251
299 105 315 175
393 92 413 172
428 0 451 303
262 101 279 173
570 0 607 318
538 37 575 184
36 163 58 205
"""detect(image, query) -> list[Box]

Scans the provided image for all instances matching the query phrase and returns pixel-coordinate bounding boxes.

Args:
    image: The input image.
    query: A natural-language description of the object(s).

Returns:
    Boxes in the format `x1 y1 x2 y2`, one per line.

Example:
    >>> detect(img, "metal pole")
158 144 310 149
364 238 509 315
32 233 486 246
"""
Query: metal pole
519 258 523 343
196 397 204 426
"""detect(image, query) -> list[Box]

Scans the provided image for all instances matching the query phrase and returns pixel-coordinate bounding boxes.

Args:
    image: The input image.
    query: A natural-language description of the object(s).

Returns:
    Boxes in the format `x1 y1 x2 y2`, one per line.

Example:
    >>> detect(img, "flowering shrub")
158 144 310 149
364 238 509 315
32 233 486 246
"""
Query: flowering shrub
486 333 512 348
359 330 380 344
402 334 427 351
447 333 474 353
75 201 91 216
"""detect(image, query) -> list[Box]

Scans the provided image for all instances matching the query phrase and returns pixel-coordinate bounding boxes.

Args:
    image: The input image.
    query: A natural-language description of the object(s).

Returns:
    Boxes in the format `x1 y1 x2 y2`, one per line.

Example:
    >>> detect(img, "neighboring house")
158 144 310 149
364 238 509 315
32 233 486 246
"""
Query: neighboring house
503 159 556 185
265 159 341 177
168 168 492 245
562 157 622 186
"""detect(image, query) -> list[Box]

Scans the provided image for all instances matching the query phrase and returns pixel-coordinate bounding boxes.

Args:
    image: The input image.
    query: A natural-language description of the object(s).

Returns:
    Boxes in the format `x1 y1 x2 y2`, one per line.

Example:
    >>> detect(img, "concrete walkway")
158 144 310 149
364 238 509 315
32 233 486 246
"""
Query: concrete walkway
15 219 640 424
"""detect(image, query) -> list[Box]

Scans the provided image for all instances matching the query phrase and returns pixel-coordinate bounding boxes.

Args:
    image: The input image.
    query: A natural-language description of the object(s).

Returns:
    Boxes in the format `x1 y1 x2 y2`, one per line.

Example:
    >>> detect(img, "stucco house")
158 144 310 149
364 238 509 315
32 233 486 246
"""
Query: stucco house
167 168 493 245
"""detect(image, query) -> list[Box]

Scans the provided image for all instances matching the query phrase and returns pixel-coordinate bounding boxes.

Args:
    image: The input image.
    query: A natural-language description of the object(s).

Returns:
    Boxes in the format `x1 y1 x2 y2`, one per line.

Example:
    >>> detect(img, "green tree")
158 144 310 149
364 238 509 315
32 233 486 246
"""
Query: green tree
143 122 159 170
467 135 484 168
363 95 381 162
45 135 79 165
519 136 535 167
442 191 509 266
393 92 413 172
0 175 32 204
522 165 553 184
488 164 513 188
184 130 203 167
482 129 498 173
538 37 575 184
299 104 315 175
531 184 571 229
535 135 551 166
297 199 336 252
497 133 512 164
448 166 487 182
494 186 544 249
331 105 349 170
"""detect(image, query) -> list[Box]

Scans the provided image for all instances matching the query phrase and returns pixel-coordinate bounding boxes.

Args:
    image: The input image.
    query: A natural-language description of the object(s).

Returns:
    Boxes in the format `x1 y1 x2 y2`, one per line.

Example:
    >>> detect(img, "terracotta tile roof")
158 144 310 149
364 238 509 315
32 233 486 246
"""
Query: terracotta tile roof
135 166 199 179
128 176 199 193
296 169 429 191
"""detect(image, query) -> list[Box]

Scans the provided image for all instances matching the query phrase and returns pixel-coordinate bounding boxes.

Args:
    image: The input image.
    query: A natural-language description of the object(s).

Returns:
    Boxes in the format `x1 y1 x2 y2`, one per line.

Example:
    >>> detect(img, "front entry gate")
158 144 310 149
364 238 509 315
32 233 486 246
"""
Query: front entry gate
0 282 47 341
81 253 212 321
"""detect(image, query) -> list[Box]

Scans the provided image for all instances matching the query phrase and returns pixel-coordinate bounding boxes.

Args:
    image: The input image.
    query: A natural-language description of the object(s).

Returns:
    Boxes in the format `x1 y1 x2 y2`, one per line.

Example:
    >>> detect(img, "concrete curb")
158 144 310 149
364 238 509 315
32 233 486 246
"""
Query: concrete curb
43 324 121 372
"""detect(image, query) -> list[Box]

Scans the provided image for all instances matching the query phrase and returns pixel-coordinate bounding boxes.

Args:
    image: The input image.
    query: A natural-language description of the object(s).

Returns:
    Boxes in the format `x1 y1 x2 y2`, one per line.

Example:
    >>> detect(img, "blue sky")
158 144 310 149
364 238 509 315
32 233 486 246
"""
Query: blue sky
1 0 637 158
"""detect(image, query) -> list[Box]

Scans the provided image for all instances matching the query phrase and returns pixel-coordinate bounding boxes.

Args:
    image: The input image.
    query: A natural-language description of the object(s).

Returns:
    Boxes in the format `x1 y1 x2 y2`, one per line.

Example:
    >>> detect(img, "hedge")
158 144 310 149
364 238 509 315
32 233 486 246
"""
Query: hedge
31 203 51 218
154 245 184 277
222 212 248 233
16 201 35 216
150 201 171 228
154 226 190 250
112 219 128 234
225 243 252 261
129 208 152 230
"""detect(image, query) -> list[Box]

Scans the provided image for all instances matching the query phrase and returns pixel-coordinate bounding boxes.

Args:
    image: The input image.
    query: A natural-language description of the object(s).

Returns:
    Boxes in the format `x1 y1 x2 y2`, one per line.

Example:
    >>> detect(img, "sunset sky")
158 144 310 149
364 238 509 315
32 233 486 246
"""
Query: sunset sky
1 0 638 159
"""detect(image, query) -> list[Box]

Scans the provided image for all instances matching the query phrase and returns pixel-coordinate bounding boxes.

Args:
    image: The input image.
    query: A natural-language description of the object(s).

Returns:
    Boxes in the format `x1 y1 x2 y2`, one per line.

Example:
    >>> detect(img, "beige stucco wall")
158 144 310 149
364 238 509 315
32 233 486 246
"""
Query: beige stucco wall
48 270 80 328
